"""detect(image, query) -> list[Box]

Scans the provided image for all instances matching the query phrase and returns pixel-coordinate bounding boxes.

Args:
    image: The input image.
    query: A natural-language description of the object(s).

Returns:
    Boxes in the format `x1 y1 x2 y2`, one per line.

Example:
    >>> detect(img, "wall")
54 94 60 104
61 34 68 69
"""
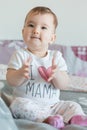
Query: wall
0 0 87 46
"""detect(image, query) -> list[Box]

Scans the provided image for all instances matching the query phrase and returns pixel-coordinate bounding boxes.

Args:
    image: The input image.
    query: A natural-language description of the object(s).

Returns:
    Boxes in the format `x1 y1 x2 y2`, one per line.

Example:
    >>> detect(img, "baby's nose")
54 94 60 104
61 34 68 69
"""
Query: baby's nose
33 27 39 34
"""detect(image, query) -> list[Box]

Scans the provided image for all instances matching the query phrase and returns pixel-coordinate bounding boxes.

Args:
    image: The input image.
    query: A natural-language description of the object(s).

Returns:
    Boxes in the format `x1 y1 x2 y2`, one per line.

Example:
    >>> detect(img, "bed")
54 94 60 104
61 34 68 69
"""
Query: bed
0 40 87 130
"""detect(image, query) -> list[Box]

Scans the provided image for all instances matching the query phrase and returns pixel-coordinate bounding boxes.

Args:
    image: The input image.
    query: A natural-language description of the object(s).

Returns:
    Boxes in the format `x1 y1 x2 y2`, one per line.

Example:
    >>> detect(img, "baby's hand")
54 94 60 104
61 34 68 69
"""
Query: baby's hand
48 52 58 82
20 57 32 79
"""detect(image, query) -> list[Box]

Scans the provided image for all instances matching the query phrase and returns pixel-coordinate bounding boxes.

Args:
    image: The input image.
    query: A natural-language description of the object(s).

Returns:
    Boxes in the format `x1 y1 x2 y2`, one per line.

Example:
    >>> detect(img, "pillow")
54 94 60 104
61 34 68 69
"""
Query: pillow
0 40 24 64
65 75 87 92
49 44 87 78
0 64 7 80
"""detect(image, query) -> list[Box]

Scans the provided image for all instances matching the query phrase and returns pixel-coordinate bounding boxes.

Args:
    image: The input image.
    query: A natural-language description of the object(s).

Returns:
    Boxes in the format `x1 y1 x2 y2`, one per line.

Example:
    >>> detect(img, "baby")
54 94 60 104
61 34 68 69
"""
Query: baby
6 6 87 129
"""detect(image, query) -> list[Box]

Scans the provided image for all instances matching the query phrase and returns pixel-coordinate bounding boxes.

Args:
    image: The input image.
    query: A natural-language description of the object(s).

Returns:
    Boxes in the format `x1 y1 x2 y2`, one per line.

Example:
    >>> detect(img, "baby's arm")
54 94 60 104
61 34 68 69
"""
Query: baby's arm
48 54 69 90
6 57 31 87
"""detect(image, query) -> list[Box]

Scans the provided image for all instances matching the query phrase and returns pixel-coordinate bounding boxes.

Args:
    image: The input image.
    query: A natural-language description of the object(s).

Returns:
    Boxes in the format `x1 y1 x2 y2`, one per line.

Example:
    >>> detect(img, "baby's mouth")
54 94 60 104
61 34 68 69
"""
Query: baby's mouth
31 36 40 40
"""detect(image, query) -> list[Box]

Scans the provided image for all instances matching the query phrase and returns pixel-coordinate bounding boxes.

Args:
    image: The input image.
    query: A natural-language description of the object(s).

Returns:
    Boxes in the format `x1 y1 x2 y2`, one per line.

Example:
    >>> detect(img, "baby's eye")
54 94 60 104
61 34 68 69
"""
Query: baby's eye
27 23 34 27
42 26 47 30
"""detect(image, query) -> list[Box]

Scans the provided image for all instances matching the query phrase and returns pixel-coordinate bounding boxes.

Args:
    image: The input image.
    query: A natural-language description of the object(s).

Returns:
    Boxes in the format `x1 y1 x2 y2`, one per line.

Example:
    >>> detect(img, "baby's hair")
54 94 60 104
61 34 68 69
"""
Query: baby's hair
24 6 58 29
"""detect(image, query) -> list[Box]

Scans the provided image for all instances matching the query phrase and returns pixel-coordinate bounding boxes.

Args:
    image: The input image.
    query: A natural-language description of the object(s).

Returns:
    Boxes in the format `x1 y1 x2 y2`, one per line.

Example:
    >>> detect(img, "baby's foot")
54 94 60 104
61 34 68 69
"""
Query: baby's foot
69 115 87 126
43 115 64 129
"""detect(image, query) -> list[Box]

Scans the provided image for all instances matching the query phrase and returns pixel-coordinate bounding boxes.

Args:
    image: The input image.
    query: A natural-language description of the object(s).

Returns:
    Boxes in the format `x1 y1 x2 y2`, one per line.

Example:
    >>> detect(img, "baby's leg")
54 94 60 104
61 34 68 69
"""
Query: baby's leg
50 100 85 124
10 97 40 121
10 97 50 122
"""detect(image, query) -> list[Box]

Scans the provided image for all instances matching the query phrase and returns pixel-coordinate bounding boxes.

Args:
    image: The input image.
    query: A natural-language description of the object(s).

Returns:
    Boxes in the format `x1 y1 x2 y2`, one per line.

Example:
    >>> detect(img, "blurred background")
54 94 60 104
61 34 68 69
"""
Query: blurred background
0 0 87 45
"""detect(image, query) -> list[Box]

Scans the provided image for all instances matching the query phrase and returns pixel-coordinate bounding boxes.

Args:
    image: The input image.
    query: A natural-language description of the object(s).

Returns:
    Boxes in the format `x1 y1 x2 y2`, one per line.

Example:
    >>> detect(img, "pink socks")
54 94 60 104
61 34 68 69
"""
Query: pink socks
43 114 87 129
43 115 64 129
69 115 87 126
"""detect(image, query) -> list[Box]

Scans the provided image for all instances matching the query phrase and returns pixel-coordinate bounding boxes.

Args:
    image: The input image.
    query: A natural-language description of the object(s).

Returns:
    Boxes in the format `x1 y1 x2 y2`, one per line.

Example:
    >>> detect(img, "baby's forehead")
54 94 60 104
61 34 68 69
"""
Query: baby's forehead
25 13 54 27
25 12 53 21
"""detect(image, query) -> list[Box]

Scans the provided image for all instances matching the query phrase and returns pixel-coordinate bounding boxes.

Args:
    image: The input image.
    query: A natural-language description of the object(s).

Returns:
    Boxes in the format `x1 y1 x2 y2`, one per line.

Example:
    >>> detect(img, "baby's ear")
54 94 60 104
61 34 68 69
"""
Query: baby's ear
22 29 25 39
50 34 56 44
22 29 24 35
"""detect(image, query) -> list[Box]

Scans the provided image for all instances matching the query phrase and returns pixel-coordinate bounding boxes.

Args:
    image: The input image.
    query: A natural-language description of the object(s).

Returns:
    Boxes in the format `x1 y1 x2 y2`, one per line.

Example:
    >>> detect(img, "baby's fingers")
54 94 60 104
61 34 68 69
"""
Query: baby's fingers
48 76 53 82
48 65 57 82
24 57 32 66
22 57 32 79
24 73 30 79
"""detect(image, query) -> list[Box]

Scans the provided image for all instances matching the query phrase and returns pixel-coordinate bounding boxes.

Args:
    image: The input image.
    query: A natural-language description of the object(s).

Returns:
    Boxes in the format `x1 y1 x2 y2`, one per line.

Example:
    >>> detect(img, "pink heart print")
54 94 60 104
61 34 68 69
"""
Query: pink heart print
38 66 52 81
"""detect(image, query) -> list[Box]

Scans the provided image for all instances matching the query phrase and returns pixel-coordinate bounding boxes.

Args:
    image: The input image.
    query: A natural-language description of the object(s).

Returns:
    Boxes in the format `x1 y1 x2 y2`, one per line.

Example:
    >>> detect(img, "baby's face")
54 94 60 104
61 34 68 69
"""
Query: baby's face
22 13 56 57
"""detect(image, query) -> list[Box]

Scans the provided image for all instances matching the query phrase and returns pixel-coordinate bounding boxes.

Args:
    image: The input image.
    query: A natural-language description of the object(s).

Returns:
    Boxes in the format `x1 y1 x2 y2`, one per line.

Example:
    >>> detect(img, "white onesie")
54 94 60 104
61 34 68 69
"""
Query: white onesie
8 48 85 123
